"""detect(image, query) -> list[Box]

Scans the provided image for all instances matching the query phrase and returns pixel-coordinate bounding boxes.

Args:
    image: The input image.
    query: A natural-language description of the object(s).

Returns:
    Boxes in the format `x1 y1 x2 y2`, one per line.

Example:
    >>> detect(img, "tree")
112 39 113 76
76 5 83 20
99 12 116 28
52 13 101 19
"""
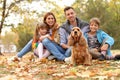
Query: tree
12 17 38 51
72 0 120 49
0 0 25 35
1 31 17 53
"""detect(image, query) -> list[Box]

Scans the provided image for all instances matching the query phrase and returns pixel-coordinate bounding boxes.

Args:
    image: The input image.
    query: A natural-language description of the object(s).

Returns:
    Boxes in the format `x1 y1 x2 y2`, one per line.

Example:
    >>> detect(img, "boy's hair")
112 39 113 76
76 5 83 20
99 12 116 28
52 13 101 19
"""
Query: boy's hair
64 6 75 13
90 17 100 26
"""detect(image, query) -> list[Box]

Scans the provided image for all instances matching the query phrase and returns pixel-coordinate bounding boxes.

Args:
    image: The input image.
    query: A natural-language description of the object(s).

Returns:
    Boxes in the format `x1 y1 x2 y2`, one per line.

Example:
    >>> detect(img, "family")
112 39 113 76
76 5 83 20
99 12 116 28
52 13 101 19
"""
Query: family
12 6 120 63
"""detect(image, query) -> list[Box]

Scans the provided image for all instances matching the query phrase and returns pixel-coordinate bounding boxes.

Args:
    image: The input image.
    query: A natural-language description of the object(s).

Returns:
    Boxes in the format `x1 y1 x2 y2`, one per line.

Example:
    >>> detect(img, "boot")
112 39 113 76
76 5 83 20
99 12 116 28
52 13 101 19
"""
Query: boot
114 54 120 60
98 54 105 61
98 51 106 61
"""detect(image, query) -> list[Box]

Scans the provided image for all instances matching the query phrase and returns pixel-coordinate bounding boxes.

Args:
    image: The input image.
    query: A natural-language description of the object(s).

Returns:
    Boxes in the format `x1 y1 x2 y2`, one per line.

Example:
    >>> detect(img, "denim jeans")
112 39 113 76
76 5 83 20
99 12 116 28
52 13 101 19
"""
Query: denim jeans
42 38 71 60
65 47 71 57
17 39 32 58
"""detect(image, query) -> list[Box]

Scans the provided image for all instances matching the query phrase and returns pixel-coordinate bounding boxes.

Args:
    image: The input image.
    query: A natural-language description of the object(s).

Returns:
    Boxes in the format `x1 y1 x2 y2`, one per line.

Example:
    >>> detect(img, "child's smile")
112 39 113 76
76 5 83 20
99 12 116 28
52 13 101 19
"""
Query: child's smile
90 22 99 33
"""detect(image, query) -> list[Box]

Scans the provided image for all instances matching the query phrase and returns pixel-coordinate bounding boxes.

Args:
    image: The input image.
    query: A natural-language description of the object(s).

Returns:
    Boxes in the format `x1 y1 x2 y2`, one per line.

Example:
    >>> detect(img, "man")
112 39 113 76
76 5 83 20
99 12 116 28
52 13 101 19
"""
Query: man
59 6 89 50
59 6 120 61
42 6 89 61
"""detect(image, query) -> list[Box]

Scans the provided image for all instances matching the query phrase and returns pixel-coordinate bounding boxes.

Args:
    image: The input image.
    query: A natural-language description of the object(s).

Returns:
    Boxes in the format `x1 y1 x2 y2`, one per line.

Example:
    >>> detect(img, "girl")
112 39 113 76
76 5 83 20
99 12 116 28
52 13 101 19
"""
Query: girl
84 17 115 61
32 23 51 59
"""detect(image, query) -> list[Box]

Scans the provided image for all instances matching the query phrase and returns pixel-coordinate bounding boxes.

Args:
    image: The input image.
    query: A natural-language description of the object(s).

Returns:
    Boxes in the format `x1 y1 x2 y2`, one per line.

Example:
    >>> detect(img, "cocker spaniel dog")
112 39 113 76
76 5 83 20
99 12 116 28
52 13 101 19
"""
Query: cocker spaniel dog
68 27 92 66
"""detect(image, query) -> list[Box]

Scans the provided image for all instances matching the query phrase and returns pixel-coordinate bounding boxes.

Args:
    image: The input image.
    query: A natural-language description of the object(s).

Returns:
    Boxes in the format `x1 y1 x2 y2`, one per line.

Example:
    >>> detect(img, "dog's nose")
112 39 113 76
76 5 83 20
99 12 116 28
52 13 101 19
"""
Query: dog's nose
74 31 77 34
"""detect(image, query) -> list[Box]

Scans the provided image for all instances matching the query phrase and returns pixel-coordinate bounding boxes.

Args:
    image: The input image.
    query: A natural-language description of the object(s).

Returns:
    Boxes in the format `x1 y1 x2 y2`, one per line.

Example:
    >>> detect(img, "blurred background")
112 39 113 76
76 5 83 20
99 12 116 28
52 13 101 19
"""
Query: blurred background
0 0 119 53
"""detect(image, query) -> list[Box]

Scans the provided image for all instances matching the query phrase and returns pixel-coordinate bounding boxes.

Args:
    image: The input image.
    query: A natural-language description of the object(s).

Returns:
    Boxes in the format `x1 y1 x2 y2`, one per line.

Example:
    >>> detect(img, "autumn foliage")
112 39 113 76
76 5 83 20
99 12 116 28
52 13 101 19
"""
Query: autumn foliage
0 52 120 80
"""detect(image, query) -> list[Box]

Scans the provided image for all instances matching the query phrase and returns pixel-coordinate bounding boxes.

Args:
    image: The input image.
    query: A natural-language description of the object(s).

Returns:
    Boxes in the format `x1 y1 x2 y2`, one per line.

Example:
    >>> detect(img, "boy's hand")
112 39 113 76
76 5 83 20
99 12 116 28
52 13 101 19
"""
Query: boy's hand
101 44 109 51
92 48 98 52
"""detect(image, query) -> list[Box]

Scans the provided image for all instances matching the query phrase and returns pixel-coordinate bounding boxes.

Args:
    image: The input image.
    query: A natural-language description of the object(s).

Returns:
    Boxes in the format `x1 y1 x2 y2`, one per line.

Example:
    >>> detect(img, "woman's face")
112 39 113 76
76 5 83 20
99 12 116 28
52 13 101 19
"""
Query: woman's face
45 15 55 27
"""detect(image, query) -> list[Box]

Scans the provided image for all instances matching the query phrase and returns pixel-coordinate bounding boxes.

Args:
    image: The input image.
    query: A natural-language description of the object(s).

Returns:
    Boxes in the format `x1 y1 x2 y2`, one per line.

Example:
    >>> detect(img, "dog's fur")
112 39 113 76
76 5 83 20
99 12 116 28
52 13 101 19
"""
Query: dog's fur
68 27 92 66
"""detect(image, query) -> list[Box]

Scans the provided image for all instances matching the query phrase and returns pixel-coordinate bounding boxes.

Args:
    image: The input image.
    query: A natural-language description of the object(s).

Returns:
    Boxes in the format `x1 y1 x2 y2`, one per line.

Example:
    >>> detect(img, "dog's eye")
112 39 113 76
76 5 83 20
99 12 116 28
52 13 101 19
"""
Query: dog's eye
77 28 80 31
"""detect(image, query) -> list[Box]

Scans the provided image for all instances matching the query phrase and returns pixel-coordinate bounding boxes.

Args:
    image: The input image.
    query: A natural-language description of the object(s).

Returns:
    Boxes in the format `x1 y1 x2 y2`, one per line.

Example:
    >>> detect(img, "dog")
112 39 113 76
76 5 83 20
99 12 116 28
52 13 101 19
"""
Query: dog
68 27 92 66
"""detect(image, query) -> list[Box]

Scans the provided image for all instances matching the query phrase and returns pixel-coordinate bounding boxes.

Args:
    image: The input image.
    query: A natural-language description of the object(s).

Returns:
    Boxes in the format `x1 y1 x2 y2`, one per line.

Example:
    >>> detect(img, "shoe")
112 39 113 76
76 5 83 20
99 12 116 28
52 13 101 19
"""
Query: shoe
98 54 105 61
10 56 21 62
114 54 120 60
48 55 56 60
64 57 71 64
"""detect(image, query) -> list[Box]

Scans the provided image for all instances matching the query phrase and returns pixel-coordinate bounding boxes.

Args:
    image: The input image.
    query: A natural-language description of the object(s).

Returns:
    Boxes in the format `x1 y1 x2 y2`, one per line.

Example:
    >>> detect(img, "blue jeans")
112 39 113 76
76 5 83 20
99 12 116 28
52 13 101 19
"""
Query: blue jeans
42 38 71 60
17 39 32 58
65 47 71 57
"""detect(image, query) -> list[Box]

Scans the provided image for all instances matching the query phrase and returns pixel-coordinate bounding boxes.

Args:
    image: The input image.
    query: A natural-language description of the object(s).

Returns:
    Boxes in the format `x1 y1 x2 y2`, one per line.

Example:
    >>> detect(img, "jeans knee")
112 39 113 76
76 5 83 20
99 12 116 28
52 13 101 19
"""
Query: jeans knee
42 38 50 45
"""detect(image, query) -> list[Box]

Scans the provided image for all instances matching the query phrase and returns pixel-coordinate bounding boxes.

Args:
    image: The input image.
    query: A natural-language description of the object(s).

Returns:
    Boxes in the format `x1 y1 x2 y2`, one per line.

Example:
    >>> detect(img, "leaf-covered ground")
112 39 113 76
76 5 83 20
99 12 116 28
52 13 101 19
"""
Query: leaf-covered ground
0 50 120 80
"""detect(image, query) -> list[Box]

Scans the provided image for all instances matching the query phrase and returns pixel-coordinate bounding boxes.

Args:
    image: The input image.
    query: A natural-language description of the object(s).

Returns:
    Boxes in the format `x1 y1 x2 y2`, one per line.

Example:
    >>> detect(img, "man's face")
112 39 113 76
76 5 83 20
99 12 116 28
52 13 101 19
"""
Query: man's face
65 9 76 22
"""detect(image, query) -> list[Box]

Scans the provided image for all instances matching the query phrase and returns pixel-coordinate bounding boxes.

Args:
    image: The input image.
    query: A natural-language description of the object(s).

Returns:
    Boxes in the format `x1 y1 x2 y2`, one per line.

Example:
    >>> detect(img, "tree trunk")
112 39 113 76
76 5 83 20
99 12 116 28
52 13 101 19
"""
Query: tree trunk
0 0 6 35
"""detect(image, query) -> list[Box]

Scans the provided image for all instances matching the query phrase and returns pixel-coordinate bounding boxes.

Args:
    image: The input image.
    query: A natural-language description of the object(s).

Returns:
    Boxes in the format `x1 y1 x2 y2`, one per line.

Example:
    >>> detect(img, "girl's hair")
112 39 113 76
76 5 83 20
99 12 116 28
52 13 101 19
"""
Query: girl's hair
90 17 100 26
43 12 56 27
33 23 49 42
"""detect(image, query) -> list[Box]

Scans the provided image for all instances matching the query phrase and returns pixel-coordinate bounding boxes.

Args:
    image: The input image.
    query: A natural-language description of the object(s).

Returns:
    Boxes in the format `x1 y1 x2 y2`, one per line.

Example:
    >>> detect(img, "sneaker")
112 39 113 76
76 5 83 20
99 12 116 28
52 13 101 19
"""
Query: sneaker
48 55 56 60
98 54 105 61
114 54 120 60
64 57 71 64
10 56 21 62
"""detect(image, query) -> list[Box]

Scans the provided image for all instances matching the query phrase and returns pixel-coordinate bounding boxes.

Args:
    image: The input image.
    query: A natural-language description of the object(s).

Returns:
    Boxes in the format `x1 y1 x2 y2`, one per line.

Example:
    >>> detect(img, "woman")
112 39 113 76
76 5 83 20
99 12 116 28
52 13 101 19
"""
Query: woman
11 12 69 61
42 12 70 61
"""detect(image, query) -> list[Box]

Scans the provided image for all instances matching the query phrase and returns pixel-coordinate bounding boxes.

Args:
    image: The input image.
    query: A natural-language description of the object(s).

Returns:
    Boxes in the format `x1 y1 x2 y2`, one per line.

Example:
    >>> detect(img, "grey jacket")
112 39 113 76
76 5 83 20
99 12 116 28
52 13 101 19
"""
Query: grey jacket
60 17 90 34
59 17 90 45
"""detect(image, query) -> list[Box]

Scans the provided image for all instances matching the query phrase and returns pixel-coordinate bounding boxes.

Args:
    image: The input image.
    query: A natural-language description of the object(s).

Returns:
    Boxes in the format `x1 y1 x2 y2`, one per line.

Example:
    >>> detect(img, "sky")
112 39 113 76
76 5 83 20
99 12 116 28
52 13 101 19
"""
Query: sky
1 0 75 36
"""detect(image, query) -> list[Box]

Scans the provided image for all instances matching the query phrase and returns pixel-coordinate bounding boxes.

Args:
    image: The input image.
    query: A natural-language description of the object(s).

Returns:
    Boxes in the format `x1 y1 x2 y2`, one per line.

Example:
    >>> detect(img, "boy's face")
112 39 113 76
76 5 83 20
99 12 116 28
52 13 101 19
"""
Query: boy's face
39 28 48 35
90 22 99 33
65 9 76 22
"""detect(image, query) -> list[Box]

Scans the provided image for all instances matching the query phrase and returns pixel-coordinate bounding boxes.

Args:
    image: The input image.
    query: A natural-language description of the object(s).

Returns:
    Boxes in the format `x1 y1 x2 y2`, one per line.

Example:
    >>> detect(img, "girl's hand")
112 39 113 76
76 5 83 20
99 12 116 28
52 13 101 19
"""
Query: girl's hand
101 44 109 51
39 34 49 41
39 36 44 41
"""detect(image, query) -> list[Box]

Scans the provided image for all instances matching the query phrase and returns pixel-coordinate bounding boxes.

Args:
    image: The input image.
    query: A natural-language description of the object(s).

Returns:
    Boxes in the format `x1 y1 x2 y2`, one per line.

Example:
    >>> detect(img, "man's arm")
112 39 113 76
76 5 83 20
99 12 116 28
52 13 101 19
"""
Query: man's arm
59 28 70 49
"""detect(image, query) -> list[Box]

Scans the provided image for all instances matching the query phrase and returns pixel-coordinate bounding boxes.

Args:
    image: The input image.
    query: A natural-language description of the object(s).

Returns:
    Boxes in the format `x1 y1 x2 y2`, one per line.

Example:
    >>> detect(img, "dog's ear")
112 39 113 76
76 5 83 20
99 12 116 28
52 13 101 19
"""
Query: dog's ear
68 34 74 46
79 35 87 46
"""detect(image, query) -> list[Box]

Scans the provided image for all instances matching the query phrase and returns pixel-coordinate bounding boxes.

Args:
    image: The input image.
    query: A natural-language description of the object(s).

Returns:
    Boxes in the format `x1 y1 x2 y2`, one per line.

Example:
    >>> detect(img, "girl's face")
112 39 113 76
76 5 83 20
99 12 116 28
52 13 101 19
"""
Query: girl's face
90 22 99 33
39 28 48 35
45 15 55 27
